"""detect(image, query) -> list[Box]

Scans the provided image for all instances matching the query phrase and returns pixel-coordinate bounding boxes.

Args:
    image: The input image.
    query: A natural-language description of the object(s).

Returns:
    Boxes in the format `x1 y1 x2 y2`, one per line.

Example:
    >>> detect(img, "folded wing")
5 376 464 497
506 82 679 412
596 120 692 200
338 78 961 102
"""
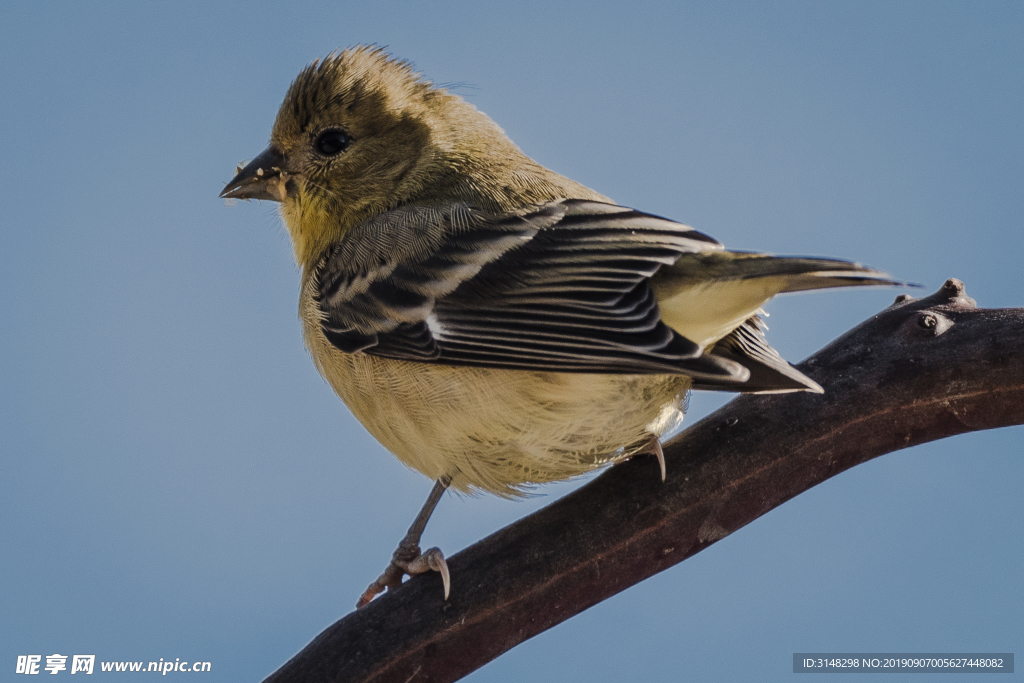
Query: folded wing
315 199 746 382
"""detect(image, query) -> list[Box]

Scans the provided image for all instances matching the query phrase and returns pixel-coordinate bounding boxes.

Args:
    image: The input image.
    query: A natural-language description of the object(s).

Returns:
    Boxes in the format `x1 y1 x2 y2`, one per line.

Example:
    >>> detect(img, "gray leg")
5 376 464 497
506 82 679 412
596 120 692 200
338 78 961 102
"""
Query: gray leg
357 476 452 608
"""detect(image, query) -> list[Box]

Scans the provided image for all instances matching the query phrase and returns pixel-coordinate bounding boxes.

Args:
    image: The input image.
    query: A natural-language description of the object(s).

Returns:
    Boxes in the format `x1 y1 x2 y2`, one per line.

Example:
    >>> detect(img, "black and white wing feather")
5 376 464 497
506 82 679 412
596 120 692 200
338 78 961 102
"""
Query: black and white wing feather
314 199 748 382
692 316 824 393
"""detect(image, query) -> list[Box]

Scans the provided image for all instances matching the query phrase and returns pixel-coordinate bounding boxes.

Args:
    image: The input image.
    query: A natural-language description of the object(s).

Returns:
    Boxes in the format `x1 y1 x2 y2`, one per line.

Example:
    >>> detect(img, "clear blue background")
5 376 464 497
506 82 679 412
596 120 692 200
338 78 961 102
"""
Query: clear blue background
1 1 1021 681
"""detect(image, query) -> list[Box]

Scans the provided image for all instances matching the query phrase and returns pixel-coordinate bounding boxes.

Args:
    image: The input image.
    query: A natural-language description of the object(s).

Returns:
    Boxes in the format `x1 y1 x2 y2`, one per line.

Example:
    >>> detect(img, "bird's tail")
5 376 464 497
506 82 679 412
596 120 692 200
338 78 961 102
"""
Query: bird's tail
652 251 905 393
656 251 903 294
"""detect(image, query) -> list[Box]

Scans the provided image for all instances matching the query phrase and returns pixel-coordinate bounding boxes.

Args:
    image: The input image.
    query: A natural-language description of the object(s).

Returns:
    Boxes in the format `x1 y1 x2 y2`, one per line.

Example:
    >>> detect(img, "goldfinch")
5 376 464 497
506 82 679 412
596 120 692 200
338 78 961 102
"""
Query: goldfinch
221 46 898 607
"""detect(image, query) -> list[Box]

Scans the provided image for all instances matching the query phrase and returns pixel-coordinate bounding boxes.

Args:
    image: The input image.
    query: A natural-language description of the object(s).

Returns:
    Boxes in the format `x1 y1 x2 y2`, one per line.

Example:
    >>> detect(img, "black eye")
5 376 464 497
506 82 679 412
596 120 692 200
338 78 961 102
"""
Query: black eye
314 129 352 156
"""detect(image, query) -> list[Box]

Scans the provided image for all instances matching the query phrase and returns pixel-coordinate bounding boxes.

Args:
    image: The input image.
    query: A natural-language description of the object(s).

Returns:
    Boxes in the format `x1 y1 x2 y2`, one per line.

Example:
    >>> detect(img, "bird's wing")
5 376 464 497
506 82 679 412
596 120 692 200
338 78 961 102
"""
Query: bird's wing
315 199 749 381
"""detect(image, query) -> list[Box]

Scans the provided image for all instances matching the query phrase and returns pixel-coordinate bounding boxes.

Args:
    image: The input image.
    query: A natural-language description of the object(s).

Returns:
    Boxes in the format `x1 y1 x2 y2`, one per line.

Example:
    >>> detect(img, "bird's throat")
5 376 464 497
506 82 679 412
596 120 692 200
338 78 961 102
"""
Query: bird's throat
280 200 347 268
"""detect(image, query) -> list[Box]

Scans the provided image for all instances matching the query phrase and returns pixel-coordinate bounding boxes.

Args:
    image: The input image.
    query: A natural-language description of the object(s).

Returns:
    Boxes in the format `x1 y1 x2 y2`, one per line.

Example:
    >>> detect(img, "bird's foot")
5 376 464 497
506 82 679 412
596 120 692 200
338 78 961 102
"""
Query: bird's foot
634 434 666 482
356 540 450 608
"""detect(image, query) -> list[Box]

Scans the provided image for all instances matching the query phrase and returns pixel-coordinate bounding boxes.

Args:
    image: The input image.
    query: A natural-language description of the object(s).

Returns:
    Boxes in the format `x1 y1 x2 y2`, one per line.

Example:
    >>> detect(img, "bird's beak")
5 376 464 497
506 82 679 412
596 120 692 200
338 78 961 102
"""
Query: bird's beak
220 145 298 202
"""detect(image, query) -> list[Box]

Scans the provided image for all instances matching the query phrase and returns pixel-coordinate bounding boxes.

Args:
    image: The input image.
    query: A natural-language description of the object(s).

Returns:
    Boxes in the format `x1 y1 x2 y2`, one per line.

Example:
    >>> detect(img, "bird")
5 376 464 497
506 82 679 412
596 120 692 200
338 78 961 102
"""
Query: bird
220 45 900 608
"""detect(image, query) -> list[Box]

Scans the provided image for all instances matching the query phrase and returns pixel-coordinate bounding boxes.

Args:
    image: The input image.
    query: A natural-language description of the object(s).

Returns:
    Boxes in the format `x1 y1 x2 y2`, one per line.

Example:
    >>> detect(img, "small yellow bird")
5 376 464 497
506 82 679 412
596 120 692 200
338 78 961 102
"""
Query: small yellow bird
221 46 898 607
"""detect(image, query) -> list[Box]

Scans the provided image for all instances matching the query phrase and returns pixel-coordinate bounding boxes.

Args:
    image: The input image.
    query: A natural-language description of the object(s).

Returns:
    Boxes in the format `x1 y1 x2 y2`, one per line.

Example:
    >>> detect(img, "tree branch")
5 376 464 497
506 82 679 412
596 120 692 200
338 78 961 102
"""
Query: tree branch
261 279 1024 683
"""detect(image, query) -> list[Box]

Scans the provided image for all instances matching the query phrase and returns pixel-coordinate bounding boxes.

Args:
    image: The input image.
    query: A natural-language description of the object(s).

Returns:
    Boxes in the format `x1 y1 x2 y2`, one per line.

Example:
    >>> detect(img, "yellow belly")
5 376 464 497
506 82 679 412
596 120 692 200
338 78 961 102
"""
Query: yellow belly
302 295 689 496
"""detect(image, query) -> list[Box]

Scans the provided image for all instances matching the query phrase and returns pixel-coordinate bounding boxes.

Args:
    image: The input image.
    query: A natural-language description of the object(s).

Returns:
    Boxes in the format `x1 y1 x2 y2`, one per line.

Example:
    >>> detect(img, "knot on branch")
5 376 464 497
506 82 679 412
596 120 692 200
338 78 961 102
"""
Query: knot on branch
893 278 977 311
901 311 954 339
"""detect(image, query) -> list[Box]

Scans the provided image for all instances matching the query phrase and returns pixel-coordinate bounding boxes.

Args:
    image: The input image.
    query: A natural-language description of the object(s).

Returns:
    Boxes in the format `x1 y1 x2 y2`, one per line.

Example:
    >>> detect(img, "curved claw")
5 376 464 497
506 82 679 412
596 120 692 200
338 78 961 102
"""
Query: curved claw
635 435 666 482
620 434 667 482
651 438 666 483
426 548 450 600
406 546 450 600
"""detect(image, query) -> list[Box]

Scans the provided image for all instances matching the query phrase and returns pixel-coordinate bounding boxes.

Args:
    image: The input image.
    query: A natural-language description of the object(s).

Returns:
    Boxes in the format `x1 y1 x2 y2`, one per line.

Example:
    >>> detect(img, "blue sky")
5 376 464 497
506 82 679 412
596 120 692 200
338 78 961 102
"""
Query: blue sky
1 1 1021 681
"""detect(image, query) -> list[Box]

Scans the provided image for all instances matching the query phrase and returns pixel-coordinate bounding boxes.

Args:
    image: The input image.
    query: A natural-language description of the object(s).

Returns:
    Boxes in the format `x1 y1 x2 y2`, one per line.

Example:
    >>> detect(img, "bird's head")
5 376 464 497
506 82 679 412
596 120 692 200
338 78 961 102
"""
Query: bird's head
221 45 533 266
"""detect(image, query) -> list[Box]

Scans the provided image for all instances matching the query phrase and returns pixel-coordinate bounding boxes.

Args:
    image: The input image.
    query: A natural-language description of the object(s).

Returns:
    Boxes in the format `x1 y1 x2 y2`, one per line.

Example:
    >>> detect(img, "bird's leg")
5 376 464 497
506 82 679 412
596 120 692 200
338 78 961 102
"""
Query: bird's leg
356 476 451 608
633 433 666 482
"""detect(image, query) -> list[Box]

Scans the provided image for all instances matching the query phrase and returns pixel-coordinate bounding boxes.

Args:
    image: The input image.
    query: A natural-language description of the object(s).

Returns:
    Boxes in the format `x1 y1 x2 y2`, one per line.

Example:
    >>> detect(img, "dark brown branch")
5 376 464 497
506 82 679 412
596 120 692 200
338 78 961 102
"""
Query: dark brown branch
262 279 1024 683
